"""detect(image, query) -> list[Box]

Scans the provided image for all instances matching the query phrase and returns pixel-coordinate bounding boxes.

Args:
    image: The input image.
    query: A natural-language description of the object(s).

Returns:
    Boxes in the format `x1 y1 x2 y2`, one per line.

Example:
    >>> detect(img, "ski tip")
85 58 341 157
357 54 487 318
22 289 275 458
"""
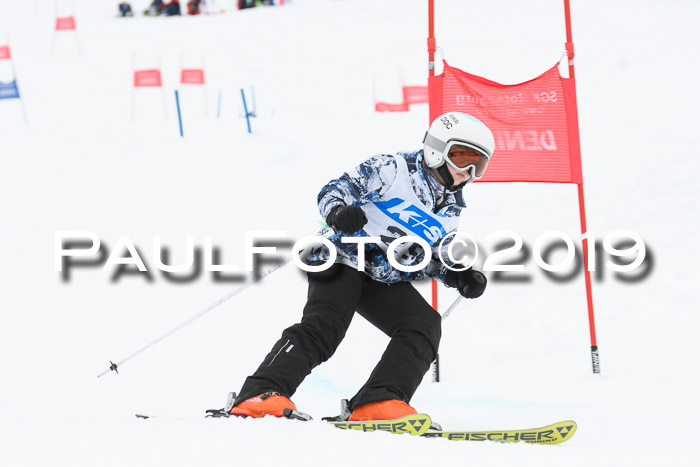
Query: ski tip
552 420 577 442
422 419 578 445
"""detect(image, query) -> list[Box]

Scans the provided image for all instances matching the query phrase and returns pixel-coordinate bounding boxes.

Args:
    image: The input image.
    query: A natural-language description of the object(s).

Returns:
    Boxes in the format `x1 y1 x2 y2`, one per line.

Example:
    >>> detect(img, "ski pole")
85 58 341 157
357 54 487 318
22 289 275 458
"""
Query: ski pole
441 294 464 322
97 257 292 378
175 90 184 137
97 228 337 378
432 294 465 382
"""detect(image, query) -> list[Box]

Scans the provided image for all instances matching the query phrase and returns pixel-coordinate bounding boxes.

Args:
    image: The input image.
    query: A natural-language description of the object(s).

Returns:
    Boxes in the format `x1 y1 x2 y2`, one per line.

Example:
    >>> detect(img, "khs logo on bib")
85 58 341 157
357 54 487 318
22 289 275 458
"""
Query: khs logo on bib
373 198 446 244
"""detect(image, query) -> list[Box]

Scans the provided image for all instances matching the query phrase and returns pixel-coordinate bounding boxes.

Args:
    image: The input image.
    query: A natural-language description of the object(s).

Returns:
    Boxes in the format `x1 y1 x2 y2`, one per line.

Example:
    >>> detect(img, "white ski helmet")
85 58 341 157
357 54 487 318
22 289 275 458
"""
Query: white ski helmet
423 112 495 170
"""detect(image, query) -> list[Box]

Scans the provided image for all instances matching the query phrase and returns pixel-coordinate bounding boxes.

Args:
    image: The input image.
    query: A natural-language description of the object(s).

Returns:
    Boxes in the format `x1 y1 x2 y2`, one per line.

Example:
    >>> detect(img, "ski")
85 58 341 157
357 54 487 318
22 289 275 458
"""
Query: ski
135 414 193 420
327 413 433 436
422 420 577 445
136 410 576 445
134 409 313 422
135 408 312 422
138 390 576 445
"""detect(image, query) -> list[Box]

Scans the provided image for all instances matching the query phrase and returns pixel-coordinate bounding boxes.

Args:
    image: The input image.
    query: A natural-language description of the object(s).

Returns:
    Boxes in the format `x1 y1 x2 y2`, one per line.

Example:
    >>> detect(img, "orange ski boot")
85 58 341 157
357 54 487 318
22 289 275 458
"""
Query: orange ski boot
348 399 417 421
229 391 297 418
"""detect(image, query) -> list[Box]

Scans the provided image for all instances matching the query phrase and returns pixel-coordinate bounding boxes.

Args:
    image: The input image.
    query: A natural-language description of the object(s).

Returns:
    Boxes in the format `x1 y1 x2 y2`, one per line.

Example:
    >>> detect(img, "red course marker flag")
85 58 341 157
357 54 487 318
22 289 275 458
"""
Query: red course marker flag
374 85 427 113
0 45 10 60
429 61 582 184
180 69 205 85
426 0 599 379
55 16 77 31
402 85 428 105
133 69 163 87
374 102 409 112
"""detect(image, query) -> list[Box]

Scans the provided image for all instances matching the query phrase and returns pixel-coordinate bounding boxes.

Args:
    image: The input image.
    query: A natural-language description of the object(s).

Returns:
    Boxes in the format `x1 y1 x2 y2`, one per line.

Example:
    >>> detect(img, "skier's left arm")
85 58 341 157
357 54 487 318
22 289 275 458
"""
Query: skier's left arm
424 235 456 284
425 235 487 299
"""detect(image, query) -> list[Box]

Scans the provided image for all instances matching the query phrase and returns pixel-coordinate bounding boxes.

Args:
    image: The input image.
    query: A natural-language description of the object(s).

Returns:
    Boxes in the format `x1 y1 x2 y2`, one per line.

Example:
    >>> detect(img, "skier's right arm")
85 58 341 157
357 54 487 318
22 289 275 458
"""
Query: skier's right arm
317 155 398 232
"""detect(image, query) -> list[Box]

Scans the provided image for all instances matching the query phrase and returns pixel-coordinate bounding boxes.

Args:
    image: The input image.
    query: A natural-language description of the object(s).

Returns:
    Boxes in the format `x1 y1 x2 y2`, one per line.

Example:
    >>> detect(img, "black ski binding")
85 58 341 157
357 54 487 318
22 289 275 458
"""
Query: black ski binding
321 399 352 422
282 408 313 421
205 391 237 418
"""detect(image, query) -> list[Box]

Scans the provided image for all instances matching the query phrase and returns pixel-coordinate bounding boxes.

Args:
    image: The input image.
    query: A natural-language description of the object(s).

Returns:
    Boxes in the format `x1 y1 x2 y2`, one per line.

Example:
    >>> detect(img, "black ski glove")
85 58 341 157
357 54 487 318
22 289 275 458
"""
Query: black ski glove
326 205 368 234
444 268 487 299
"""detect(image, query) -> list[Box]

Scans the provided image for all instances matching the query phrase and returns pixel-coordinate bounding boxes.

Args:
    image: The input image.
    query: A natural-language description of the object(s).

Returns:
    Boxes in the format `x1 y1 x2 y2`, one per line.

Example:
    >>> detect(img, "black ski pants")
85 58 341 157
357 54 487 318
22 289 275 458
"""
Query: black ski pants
235 263 441 410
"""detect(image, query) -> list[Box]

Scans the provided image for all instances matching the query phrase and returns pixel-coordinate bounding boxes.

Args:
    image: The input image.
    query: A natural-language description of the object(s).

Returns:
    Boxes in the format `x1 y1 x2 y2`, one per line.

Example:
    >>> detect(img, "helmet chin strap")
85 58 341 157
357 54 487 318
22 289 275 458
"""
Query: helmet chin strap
437 164 455 188
437 163 469 190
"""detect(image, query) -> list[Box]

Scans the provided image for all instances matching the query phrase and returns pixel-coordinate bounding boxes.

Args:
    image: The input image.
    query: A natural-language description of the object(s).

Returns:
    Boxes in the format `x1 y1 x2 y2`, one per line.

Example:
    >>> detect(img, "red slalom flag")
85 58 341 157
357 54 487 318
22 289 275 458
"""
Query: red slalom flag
429 61 582 184
0 45 10 60
55 16 77 31
374 85 428 112
180 69 205 85
375 102 409 112
133 69 163 87
402 85 428 105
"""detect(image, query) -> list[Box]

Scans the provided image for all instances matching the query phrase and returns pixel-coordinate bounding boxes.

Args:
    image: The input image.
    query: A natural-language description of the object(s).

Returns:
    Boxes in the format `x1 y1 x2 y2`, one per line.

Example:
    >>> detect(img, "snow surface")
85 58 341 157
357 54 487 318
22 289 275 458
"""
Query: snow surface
1 0 699 465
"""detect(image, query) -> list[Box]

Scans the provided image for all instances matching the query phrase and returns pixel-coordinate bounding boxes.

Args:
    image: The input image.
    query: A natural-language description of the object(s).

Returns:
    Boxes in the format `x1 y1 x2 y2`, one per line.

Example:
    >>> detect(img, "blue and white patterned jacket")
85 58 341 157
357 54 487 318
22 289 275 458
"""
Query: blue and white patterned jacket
307 149 466 284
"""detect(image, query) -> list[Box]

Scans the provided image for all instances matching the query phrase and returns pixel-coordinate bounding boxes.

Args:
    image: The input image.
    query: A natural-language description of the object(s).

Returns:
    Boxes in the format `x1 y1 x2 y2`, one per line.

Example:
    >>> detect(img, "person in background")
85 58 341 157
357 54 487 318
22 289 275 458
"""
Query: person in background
238 0 256 10
163 0 182 16
187 0 201 15
118 2 133 16
144 0 164 15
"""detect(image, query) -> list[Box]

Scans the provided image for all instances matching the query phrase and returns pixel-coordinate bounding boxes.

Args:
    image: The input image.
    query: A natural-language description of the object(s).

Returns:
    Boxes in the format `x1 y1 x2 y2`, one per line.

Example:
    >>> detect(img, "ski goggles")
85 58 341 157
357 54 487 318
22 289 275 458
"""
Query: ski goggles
443 141 491 179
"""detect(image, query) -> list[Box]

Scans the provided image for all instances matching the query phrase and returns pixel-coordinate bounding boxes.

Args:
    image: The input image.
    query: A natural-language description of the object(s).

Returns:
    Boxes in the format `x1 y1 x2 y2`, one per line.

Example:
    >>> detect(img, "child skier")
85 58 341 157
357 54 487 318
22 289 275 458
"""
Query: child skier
230 112 494 421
